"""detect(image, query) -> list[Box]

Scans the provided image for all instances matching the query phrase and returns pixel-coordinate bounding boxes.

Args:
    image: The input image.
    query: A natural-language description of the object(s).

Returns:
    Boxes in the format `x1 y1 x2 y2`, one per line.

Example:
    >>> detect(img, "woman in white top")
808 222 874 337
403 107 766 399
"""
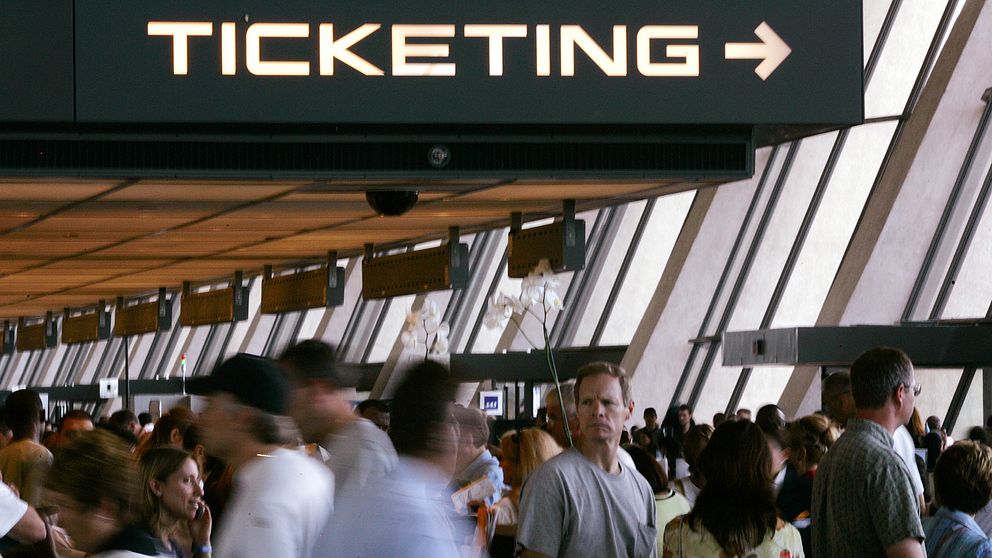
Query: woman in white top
625 444 691 557
672 424 713 506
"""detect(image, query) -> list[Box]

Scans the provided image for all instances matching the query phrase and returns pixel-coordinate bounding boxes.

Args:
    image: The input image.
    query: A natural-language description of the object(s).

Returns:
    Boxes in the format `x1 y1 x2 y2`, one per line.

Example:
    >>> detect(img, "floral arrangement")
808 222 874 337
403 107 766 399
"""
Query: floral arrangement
483 259 573 447
402 297 450 360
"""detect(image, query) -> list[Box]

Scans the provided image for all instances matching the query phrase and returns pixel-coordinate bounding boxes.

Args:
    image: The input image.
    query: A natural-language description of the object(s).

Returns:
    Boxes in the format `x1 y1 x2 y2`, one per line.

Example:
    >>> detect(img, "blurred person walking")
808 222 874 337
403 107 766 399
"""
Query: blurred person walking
45 429 162 557
278 340 396 505
190 354 333 558
318 361 463 558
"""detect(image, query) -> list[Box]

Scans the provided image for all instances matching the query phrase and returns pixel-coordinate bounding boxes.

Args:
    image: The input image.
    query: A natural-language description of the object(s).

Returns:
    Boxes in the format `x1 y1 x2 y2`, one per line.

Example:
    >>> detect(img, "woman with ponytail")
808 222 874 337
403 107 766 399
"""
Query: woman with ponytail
780 415 837 557
663 420 804 557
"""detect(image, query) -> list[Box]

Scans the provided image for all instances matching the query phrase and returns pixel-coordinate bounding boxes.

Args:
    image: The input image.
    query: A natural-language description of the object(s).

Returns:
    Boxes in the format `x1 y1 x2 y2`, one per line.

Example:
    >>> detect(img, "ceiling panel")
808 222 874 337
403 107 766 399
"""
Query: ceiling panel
335 215 500 231
0 259 47 273
182 217 359 233
0 240 118 257
0 176 709 319
105 182 301 202
280 191 451 203
92 238 251 258
36 201 235 218
24 217 204 233
0 180 121 201
458 182 669 201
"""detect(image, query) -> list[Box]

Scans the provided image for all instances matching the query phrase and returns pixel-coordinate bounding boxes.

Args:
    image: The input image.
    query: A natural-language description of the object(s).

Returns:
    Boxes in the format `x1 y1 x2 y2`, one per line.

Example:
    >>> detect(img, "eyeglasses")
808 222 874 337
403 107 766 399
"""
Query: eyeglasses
904 383 922 397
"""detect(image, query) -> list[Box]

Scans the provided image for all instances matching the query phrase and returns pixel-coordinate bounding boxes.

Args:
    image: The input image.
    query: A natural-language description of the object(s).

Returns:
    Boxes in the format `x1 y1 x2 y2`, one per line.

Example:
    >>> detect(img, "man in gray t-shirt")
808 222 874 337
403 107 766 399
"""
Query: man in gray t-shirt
517 362 657 558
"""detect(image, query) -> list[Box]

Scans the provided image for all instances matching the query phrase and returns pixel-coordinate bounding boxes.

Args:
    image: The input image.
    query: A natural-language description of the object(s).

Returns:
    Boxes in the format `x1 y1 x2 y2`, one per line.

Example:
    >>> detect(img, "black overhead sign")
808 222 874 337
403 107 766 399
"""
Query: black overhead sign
3 1 864 127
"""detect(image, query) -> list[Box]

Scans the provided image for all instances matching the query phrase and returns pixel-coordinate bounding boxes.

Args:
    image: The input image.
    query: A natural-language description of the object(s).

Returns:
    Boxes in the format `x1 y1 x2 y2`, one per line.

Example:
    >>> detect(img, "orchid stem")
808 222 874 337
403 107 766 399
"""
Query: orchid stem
423 320 430 361
508 315 541 349
544 327 573 448
542 283 572 447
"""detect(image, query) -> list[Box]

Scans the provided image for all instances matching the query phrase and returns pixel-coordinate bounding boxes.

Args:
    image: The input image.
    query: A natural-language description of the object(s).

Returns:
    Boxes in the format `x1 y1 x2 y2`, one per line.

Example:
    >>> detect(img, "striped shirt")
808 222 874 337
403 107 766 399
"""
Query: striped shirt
924 507 992 558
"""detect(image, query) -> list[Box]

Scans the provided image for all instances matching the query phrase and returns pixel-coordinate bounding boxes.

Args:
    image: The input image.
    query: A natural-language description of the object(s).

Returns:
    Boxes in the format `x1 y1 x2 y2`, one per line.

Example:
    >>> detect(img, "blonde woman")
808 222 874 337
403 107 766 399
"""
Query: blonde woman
493 428 561 525
780 414 837 557
478 428 561 557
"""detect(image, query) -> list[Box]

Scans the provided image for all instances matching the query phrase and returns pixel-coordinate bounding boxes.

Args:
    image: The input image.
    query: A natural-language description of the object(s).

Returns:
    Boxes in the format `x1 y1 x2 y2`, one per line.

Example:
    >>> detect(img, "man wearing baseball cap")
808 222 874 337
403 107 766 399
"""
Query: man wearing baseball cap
190 353 333 558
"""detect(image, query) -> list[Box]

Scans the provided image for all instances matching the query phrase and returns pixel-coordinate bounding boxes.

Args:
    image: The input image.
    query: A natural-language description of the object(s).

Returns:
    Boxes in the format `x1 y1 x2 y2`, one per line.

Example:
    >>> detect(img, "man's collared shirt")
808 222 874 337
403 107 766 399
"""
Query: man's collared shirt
449 448 504 507
812 417 924 558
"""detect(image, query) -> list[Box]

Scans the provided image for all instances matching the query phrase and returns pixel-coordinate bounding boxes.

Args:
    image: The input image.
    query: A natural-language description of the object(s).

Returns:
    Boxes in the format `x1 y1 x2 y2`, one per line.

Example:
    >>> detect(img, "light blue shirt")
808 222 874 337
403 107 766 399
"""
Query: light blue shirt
317 456 461 558
924 507 992 558
450 448 505 507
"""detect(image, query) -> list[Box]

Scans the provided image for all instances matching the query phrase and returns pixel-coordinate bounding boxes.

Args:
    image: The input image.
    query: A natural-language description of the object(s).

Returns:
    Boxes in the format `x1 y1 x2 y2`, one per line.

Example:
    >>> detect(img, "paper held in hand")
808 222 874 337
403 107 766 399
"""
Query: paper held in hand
451 477 498 515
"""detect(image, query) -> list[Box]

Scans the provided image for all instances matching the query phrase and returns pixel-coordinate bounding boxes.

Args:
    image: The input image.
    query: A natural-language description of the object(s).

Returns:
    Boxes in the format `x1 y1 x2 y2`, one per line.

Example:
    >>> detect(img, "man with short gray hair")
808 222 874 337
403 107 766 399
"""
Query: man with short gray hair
812 347 925 558
544 380 577 449
517 362 656 558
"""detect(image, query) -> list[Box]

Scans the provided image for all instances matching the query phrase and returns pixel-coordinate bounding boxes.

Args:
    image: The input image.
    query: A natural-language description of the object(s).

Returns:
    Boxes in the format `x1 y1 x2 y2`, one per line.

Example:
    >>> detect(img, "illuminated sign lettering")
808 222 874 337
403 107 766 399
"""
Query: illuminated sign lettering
64 1 863 127
147 21 734 78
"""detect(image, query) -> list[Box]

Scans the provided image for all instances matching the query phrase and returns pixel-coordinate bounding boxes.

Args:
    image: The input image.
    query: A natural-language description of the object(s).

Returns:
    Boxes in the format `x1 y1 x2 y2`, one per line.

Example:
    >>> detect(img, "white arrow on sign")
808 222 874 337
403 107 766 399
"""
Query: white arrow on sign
725 21 791 80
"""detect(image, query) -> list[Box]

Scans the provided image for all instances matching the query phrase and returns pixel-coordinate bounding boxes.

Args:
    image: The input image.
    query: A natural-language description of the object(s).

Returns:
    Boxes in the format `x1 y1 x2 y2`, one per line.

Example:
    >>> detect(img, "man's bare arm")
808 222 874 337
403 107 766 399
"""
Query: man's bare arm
885 538 925 558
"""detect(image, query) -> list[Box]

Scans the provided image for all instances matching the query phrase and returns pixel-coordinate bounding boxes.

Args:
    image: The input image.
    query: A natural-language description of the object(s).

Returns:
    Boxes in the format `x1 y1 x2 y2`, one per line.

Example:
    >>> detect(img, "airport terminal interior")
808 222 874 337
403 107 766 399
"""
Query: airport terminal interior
0 0 990 437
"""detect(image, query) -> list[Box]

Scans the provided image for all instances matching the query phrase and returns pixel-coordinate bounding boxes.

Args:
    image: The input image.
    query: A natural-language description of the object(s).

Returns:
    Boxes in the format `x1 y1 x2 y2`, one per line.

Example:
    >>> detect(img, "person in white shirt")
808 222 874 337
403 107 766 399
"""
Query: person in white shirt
278 340 397 505
190 353 334 558
0 476 46 544
319 361 463 558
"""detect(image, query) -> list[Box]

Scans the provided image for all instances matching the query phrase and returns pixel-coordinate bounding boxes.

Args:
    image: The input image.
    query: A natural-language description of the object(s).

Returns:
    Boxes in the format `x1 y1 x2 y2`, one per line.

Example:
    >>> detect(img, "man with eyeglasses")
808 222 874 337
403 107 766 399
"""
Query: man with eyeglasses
813 347 926 558
821 368 927 516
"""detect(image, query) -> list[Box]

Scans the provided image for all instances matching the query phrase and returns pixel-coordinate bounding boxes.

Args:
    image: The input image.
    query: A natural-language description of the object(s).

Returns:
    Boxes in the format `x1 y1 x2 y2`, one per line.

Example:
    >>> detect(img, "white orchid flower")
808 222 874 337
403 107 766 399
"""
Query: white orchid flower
420 298 440 319
433 336 449 355
401 329 418 350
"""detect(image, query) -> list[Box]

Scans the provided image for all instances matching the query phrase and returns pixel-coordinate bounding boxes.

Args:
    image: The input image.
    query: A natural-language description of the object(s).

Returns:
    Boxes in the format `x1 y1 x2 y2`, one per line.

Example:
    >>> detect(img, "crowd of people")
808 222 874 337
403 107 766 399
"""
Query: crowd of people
0 344 988 557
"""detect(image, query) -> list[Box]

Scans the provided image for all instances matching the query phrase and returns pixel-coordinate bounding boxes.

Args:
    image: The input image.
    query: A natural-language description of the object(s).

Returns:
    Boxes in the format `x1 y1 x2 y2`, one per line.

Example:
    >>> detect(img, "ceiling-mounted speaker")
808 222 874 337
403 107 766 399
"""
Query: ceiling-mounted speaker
508 200 586 278
363 228 469 299
180 272 250 326
16 312 58 352
62 301 112 345
261 253 346 314
114 288 172 336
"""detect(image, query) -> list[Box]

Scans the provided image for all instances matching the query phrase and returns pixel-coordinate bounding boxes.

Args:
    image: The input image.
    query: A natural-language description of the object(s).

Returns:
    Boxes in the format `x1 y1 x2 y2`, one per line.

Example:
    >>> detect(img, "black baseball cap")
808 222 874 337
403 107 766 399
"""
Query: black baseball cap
187 353 288 415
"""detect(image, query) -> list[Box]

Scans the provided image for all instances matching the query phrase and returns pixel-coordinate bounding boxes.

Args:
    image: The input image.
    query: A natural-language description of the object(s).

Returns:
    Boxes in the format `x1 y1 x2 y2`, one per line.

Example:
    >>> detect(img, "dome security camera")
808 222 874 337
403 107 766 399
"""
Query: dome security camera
366 190 420 216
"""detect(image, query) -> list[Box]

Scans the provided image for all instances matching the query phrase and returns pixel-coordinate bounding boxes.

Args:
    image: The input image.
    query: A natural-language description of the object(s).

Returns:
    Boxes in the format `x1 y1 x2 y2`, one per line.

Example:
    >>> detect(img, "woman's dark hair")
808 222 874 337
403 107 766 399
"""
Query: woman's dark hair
688 420 778 556
968 426 991 447
624 445 669 494
151 408 196 447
